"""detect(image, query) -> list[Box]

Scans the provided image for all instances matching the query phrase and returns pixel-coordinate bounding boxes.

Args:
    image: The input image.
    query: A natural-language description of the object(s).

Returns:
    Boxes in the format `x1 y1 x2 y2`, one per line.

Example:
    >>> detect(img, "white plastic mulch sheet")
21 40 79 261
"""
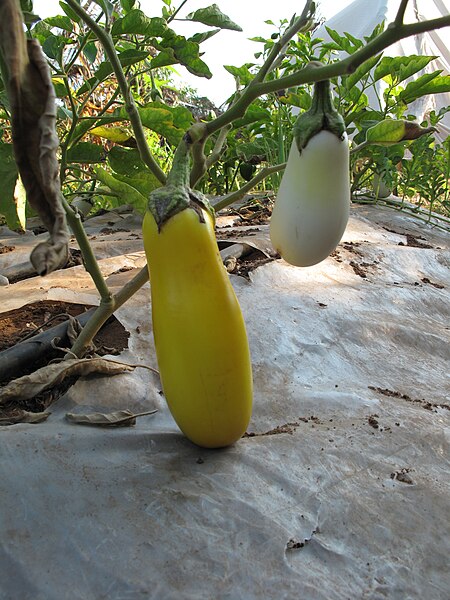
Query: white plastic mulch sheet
0 205 449 600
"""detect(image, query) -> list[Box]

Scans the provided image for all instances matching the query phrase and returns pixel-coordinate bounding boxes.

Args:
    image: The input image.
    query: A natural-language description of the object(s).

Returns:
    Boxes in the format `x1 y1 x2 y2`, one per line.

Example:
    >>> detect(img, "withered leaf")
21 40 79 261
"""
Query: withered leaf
0 0 69 275
0 409 51 426
65 409 158 428
0 358 135 405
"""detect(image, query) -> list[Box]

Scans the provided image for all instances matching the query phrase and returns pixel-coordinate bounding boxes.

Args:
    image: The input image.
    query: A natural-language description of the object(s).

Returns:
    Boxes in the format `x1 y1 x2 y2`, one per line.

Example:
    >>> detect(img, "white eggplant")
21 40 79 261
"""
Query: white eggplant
270 130 350 267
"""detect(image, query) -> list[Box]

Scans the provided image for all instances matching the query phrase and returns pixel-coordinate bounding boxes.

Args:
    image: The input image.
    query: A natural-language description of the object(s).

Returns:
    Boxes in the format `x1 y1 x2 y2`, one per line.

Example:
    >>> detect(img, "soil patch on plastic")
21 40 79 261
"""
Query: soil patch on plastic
0 300 129 371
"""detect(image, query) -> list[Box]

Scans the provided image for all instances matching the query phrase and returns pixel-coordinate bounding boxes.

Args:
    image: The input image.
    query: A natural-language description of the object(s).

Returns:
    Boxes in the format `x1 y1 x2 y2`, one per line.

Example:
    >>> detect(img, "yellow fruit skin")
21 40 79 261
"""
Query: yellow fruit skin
143 207 253 448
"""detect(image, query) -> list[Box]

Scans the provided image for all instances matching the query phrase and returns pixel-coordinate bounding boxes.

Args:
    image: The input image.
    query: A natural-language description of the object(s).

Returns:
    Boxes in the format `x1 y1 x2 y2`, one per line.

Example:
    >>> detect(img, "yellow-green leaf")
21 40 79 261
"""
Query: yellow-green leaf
90 125 134 144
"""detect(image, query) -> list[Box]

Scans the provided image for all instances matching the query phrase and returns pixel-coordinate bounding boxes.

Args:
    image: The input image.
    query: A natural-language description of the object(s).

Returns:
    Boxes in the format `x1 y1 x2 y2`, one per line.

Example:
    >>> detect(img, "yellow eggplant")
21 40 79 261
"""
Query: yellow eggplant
143 205 253 448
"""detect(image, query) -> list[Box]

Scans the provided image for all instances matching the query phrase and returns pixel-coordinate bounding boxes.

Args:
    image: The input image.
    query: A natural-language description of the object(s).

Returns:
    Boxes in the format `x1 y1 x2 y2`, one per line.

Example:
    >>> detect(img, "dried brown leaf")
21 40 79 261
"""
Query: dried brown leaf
0 0 69 275
218 230 276 259
0 358 135 405
0 409 50 426
65 409 158 428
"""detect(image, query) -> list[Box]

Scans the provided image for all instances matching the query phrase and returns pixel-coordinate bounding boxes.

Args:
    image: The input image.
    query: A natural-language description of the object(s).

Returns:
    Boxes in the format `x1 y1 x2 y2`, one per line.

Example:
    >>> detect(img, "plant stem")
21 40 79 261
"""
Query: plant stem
167 0 189 24
256 0 315 83
65 0 167 185
395 0 410 26
59 78 80 182
207 13 450 135
68 266 149 358
213 163 286 212
206 126 231 166
62 197 112 301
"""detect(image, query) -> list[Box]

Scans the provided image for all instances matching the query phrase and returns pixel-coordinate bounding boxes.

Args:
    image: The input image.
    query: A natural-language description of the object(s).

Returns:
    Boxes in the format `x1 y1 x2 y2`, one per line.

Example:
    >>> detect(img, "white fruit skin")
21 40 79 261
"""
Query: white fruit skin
270 130 350 267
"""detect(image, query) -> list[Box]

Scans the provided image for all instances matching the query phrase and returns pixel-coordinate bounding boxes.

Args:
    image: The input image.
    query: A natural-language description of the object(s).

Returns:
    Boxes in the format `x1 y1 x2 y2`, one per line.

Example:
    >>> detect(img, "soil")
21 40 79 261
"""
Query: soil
0 244 16 254
244 416 323 437
0 301 130 416
227 252 277 279
0 300 128 354
382 227 434 249
0 299 129 389
368 385 450 412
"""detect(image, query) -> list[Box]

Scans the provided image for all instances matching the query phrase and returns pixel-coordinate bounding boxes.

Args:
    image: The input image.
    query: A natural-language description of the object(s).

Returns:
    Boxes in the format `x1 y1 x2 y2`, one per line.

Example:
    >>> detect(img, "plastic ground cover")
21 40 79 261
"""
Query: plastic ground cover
0 204 449 600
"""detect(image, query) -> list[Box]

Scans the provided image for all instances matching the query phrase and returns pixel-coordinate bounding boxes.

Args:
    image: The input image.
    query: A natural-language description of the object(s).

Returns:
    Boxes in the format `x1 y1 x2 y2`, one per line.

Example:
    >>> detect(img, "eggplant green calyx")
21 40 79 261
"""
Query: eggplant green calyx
148 133 214 231
293 77 346 153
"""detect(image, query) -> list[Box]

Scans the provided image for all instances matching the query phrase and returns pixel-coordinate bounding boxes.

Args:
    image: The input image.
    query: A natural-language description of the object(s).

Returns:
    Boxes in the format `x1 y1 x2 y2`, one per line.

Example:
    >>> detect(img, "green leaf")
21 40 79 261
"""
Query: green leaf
324 27 354 53
90 125 134 144
343 54 382 90
346 86 368 108
111 10 167 36
233 106 271 128
90 49 149 84
75 76 98 96
366 120 406 145
92 0 114 20
151 49 179 69
22 11 40 27
364 120 435 146
44 15 73 32
30 20 52 44
344 31 363 49
186 4 242 31
111 171 160 198
42 34 72 61
117 101 193 145
224 64 255 85
160 32 212 78
93 61 114 82
237 140 275 161
57 106 73 120
52 77 67 98
118 48 150 67
83 42 98 63
20 0 33 12
399 74 450 105
189 29 221 44
72 116 118 141
280 90 312 110
120 0 136 12
0 143 24 231
108 146 148 175
95 167 148 212
67 142 106 163
59 1 81 24
248 36 267 44
373 55 436 84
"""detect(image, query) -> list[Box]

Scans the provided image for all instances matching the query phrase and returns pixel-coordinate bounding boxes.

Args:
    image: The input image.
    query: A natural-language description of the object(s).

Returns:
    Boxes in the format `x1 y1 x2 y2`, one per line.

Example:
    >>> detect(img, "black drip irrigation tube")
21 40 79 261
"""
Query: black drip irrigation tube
0 307 97 384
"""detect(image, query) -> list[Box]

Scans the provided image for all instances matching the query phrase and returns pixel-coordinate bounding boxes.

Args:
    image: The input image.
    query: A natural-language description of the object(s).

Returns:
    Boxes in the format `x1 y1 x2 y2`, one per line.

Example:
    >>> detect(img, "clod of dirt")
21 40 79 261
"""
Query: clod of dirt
421 277 444 289
397 233 434 249
99 227 131 235
368 414 379 429
229 252 276 279
349 260 368 278
245 416 323 437
368 386 449 412
0 244 15 254
390 468 414 485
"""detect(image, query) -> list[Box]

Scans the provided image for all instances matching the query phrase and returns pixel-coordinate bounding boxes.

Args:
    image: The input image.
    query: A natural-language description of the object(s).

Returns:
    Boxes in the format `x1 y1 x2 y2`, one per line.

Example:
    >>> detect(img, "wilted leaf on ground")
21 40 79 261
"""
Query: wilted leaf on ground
0 409 50 426
0 358 135 405
65 409 158 427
